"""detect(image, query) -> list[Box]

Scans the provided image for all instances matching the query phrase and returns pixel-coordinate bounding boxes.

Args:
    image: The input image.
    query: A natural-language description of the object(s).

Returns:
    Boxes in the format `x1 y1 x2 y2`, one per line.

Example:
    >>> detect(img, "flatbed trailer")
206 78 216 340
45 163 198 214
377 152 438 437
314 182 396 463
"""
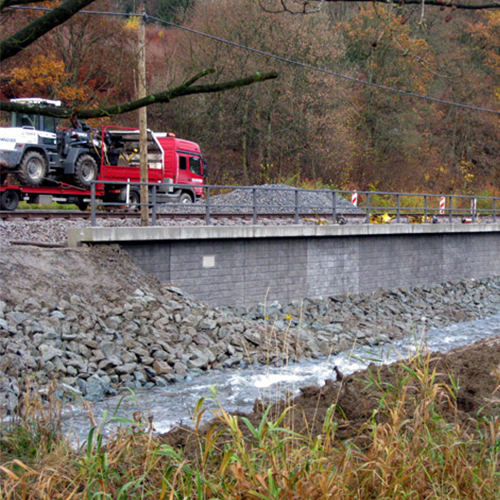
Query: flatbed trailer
0 182 103 211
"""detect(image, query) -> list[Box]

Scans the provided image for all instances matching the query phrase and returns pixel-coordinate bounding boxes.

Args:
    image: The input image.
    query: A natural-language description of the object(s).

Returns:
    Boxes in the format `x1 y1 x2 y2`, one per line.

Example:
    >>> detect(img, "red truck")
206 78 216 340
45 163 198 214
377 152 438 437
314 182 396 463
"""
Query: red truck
0 105 206 211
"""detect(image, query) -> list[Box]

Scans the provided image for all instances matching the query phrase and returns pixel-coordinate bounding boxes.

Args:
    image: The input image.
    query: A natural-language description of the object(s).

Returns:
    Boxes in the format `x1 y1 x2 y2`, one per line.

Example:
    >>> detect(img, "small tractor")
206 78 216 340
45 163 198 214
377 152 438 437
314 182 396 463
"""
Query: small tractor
0 98 101 188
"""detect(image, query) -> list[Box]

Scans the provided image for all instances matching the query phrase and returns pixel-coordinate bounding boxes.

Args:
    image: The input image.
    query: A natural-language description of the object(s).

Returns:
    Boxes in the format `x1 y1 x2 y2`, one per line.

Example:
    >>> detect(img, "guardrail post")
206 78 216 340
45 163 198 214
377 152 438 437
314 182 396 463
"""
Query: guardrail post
365 193 370 223
90 182 96 226
294 188 299 224
424 195 428 222
332 191 337 224
253 188 257 224
493 198 497 223
396 194 401 223
205 187 211 225
449 195 453 223
151 184 157 225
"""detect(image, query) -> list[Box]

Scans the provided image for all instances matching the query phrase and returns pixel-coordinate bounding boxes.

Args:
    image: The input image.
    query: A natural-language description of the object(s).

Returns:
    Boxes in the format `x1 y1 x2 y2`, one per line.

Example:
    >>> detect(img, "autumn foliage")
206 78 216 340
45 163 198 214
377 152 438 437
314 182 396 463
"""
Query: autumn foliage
1 0 499 194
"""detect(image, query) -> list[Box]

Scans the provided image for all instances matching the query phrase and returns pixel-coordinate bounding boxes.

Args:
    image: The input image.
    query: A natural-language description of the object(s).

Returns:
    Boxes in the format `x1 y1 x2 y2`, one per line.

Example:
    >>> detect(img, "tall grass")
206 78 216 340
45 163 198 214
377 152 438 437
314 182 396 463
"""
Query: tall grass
1 352 499 499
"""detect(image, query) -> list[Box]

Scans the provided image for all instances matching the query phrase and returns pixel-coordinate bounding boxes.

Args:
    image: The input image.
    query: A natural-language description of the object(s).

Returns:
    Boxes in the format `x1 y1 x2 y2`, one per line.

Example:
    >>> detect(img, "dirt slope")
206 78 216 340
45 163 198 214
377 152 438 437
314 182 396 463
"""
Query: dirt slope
0 245 161 306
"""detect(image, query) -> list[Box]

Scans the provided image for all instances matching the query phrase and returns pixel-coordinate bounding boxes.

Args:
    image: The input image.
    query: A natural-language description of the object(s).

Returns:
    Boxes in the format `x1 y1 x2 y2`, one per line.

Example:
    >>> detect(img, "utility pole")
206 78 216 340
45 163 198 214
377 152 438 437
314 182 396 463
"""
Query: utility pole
138 6 149 226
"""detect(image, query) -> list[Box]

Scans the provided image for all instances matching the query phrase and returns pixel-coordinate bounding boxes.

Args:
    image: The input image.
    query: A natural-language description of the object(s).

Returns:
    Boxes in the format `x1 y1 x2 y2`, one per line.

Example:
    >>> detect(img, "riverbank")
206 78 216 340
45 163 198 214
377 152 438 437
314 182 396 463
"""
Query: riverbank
2 334 500 499
1 245 500 411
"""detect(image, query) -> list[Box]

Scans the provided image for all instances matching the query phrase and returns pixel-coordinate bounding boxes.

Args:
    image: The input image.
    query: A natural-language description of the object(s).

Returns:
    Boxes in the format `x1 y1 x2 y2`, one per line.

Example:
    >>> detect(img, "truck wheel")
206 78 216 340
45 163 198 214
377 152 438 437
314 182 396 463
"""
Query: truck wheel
180 192 193 204
74 154 98 188
128 190 140 210
0 190 20 211
17 151 47 186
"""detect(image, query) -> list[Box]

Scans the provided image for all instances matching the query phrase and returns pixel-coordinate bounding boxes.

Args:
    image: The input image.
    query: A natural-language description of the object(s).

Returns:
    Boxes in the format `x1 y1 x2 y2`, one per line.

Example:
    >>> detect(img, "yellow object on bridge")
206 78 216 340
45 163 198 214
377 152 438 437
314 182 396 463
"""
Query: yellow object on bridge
369 213 395 224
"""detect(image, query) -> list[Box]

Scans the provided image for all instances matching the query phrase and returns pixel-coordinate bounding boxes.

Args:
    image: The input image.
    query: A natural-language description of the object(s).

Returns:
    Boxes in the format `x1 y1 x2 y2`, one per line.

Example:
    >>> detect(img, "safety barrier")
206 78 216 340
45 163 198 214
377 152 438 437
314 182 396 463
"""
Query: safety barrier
89 181 499 227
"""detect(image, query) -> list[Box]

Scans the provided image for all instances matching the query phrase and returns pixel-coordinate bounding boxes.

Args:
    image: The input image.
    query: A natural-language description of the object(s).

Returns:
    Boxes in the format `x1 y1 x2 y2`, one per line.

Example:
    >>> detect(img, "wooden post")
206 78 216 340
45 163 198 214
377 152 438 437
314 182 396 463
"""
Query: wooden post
138 7 149 226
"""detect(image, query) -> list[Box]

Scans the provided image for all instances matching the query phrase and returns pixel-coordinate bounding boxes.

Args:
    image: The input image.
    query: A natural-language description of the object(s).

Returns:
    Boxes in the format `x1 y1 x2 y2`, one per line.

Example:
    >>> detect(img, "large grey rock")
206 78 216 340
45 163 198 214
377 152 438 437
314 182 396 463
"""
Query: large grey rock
39 345 63 363
77 375 116 402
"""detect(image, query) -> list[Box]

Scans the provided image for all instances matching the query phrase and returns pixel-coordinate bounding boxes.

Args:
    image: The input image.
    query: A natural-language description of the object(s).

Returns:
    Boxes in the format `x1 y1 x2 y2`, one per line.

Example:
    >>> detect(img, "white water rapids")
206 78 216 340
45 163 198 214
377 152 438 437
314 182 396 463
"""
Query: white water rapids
63 313 500 444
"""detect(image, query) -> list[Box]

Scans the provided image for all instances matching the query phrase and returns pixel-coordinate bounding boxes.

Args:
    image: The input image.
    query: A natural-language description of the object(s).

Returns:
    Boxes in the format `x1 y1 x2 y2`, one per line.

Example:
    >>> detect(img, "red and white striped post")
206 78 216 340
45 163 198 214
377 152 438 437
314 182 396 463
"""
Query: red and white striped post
439 196 446 215
351 191 358 207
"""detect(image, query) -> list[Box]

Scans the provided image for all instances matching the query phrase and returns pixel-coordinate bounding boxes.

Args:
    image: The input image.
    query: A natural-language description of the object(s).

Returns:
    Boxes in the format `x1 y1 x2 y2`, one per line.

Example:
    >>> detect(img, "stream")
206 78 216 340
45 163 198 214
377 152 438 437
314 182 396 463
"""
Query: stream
63 313 500 444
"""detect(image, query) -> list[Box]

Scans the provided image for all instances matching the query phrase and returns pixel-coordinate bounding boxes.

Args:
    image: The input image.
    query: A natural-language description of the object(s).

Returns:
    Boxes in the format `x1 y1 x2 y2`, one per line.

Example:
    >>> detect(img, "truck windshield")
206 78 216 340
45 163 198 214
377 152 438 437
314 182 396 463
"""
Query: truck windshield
189 157 203 176
11 113 56 133
13 113 36 129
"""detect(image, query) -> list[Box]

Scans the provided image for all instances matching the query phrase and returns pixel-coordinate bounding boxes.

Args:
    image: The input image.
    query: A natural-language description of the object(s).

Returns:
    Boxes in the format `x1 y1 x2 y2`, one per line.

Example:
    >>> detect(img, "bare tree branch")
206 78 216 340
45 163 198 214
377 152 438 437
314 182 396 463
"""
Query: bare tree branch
0 70 279 118
259 0 500 14
1 0 97 61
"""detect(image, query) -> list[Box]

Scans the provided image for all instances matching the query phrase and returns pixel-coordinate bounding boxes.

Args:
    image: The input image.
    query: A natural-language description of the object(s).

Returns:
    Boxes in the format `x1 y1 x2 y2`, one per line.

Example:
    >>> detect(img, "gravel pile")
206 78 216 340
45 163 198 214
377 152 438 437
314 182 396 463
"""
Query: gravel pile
207 184 361 214
158 184 362 215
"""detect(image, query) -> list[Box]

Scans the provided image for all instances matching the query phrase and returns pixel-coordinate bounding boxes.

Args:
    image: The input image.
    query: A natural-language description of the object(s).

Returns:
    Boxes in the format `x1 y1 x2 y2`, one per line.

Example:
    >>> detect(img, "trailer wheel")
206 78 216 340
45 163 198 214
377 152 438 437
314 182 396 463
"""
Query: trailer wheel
180 192 193 204
76 200 89 211
0 190 20 211
17 151 47 186
74 154 98 188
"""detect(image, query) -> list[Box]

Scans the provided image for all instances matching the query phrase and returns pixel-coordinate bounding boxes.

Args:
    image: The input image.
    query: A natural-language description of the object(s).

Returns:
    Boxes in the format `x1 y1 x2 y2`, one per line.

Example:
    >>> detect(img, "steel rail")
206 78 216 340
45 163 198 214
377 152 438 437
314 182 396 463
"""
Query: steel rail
0 210 492 223
0 210 356 222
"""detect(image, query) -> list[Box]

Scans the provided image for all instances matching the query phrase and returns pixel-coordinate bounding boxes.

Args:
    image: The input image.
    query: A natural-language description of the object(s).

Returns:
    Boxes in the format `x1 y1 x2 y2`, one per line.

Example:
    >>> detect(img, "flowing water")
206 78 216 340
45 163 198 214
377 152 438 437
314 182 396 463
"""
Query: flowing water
63 314 500 444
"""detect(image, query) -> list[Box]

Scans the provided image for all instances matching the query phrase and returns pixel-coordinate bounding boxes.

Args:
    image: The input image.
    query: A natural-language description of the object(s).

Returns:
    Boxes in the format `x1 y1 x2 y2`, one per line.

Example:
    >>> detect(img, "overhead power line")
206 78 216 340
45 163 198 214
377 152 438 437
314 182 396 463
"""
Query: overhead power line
10 5 500 116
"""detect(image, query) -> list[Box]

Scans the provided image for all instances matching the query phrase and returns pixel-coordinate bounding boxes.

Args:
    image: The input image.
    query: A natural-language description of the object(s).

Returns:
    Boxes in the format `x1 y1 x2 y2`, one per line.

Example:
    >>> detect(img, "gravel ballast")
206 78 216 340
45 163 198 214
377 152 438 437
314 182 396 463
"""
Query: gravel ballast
0 184 363 247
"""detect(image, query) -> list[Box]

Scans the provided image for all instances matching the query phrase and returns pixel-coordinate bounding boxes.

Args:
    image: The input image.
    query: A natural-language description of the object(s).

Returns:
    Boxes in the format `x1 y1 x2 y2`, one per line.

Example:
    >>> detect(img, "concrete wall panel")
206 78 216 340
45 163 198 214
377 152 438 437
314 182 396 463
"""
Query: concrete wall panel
74 224 500 306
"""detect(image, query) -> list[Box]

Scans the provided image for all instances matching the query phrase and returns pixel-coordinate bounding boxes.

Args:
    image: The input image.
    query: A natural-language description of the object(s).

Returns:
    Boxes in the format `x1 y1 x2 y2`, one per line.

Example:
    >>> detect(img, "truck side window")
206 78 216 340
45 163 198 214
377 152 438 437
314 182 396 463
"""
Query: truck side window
189 157 202 176
43 116 56 133
179 156 187 171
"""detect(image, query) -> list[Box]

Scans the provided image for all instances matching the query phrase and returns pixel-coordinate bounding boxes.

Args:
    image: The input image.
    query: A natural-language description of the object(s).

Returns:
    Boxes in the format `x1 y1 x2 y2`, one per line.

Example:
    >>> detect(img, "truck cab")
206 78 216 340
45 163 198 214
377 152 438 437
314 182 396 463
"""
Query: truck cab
100 126 206 204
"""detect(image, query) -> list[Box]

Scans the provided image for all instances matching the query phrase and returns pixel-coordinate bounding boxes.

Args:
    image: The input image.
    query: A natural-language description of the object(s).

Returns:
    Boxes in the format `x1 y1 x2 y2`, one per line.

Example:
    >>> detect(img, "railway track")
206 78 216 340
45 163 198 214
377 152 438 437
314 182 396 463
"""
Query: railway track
0 209 262 222
0 209 176 221
0 209 488 224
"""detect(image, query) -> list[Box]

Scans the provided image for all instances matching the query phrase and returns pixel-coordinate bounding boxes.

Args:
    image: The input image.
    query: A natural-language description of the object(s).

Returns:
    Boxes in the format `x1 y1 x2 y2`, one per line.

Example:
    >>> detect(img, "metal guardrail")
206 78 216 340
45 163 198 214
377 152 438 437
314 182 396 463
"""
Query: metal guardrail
89 181 500 226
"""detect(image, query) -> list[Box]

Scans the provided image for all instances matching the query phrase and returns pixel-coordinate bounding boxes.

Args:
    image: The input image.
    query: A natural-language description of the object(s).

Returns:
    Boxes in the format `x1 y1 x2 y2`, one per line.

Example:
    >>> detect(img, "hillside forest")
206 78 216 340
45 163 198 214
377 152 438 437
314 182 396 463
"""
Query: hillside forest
1 0 500 195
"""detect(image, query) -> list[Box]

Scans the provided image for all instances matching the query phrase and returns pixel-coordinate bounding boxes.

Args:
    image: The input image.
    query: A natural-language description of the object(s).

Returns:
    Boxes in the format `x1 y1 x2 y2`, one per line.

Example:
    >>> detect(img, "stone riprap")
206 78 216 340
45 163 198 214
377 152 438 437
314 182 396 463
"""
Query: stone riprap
1 246 499 412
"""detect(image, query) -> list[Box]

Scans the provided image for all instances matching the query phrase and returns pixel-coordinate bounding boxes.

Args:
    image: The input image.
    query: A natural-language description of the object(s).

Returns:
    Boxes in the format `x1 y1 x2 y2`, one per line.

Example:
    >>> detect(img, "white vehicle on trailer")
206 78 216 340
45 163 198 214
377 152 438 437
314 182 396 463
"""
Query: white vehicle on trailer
0 98 101 188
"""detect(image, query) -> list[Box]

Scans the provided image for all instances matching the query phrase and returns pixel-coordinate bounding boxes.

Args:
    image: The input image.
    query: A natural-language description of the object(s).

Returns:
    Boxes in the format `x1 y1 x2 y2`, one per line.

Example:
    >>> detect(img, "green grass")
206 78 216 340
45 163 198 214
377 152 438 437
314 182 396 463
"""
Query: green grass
18 201 78 210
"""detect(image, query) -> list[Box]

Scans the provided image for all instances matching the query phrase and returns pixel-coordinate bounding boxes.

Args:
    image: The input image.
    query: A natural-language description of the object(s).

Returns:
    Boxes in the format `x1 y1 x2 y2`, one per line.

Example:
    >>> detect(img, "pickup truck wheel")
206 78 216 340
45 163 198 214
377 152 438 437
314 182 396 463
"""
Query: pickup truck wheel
0 190 20 211
179 192 193 204
17 151 47 186
74 154 98 188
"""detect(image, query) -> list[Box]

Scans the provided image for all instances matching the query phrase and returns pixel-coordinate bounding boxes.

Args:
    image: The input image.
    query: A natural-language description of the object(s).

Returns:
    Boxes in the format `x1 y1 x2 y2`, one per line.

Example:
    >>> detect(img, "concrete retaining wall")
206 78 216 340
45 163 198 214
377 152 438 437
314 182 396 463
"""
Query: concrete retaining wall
68 224 500 306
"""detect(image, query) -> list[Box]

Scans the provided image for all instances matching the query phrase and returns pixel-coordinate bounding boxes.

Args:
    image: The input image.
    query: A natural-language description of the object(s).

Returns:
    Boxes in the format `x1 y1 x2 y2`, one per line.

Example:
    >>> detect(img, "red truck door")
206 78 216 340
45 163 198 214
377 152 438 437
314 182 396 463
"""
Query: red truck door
176 154 204 185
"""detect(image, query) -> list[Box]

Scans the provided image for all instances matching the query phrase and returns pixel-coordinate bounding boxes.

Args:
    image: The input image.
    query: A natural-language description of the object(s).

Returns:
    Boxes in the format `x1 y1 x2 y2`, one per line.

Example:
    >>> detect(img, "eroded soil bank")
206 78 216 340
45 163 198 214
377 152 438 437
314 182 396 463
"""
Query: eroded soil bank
162 334 500 455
